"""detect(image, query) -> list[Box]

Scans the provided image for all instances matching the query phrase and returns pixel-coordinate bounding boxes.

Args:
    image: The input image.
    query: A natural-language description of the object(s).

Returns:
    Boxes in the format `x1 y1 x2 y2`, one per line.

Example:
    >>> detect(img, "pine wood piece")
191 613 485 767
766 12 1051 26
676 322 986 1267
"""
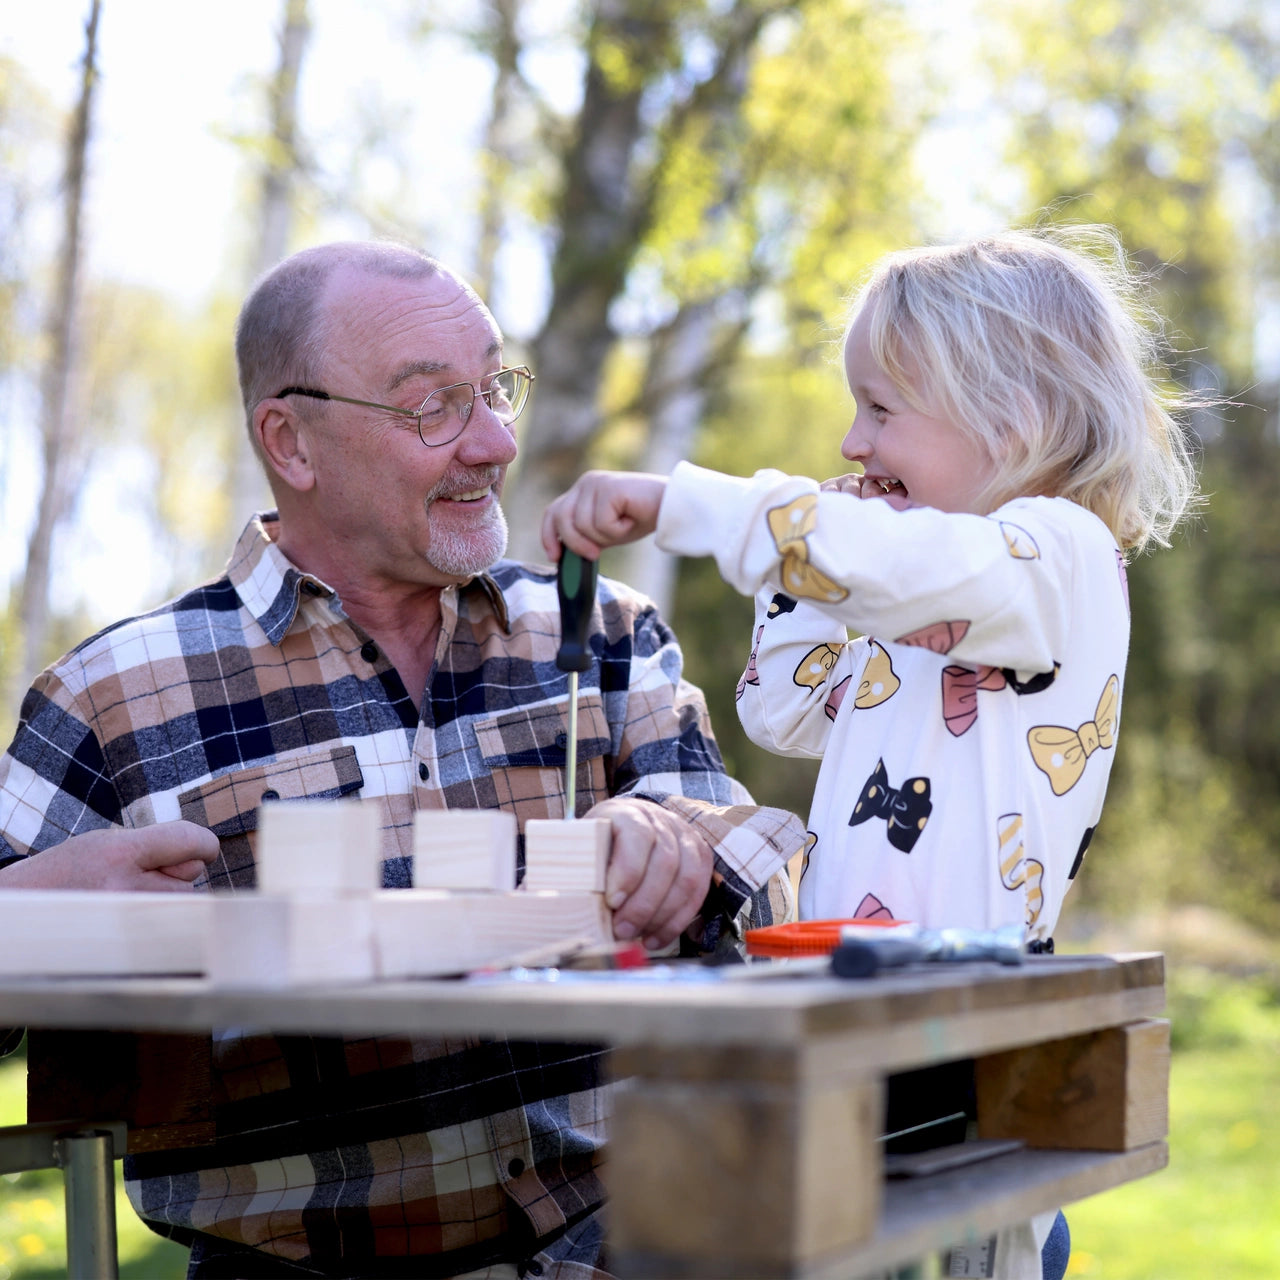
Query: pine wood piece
256 797 382 896
412 810 517 891
208 893 375 987
976 1017 1170 1151
374 888 614 978
0 891 209 976
608 1043 882 1273
523 818 610 893
26 1030 214 1153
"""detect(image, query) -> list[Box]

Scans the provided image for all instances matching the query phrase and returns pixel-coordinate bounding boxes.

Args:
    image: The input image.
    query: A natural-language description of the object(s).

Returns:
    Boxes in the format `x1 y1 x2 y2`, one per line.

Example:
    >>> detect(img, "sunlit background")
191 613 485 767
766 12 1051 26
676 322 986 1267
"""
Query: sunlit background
2 1 1279 1276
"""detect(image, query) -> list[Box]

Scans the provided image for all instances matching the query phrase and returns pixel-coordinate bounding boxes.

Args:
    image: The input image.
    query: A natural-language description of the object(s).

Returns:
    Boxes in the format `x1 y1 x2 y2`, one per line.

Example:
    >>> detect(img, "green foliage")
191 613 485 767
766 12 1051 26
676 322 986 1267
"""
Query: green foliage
0 1044 188 1280
1065 1045 1280 1277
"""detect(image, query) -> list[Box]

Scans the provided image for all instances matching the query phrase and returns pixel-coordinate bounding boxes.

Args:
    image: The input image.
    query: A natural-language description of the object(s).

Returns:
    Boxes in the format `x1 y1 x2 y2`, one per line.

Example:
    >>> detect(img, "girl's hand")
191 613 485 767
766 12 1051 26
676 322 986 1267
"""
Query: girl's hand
820 472 868 497
541 471 669 561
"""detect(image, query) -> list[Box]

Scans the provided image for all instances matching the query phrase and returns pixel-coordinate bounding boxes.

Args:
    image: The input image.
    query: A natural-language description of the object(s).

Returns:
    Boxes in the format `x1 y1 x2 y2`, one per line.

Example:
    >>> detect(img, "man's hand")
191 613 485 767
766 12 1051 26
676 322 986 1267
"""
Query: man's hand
587 796 714 950
541 471 669 562
820 472 869 497
0 821 219 891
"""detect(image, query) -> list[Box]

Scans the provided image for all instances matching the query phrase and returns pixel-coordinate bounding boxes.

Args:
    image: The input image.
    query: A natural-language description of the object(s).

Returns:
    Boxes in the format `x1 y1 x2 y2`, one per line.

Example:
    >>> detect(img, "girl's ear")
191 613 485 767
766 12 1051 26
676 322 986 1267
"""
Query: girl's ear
254 399 317 492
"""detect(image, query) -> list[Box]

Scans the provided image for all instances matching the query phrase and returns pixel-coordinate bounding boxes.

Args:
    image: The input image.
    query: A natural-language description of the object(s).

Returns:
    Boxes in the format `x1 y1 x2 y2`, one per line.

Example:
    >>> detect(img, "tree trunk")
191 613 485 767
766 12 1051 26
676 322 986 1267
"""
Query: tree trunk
227 0 311 538
16 0 100 691
501 0 675 559
473 0 521 300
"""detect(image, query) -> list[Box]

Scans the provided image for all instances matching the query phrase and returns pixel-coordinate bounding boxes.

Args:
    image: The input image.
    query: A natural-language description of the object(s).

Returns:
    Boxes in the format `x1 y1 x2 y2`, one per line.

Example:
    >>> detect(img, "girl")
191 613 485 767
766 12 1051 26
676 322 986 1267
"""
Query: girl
542 226 1199 948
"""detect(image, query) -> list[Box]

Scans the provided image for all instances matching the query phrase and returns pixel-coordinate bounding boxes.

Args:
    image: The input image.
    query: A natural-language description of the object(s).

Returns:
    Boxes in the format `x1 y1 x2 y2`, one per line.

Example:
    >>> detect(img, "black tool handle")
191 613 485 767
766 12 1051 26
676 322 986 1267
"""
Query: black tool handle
831 936 928 979
556 548 599 673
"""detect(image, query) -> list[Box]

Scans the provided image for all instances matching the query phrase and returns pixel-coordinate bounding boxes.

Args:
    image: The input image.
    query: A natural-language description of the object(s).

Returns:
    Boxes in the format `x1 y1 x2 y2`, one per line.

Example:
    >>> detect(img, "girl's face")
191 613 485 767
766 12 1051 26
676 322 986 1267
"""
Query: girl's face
841 308 997 514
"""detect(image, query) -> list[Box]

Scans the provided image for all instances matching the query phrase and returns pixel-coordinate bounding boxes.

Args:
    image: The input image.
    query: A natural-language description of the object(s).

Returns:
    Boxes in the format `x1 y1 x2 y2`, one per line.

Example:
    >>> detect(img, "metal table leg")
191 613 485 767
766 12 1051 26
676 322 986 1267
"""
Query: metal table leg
0 1120 125 1280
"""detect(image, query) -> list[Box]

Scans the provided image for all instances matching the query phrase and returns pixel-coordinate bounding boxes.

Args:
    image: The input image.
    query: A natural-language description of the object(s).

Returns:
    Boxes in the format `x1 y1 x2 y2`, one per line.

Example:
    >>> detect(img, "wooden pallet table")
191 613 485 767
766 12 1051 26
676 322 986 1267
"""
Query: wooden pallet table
0 951 1168 1279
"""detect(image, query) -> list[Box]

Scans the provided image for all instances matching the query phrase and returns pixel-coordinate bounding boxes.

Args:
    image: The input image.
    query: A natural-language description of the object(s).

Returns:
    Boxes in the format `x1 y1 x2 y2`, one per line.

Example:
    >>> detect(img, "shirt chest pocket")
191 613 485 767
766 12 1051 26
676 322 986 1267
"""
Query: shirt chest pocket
472 691 612 827
176 745 365 889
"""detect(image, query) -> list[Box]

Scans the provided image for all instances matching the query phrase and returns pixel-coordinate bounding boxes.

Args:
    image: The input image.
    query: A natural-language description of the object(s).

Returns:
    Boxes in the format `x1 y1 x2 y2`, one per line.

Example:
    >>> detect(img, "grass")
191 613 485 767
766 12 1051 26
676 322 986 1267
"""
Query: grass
1 964 1277 1279
0 1044 188 1280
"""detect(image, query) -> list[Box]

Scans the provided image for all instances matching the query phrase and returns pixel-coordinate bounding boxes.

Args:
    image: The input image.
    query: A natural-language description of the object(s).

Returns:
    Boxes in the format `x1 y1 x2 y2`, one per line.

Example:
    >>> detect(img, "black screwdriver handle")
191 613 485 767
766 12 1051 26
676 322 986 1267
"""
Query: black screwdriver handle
556 548 598 673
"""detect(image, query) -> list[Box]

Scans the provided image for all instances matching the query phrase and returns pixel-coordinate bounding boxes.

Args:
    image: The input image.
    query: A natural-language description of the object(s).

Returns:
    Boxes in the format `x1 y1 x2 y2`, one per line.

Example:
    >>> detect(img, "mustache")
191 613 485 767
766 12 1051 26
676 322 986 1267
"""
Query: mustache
424 466 503 503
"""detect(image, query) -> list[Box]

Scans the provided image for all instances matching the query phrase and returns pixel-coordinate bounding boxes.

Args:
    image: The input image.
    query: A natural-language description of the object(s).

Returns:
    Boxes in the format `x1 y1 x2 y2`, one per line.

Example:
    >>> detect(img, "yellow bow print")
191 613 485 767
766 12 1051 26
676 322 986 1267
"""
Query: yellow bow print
855 641 900 708
1027 674 1119 796
793 642 845 690
766 495 849 604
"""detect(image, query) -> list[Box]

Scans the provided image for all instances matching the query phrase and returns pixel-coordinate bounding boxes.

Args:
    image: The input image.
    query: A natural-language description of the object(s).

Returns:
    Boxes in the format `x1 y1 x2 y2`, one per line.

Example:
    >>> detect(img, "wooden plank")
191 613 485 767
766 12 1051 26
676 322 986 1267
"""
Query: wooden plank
609 1044 882 1275
806 1142 1168 1280
374 889 614 978
0 891 209 976
257 798 382 895
412 810 516 891
208 893 376 987
524 818 610 892
976 1018 1170 1151
0 955 1166 1049
26 1029 213 1153
611 1142 1168 1279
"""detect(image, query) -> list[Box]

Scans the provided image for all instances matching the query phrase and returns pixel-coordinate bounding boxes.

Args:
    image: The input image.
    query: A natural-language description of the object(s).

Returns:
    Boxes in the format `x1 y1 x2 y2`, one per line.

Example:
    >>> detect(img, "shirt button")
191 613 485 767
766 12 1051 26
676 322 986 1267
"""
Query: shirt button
360 641 379 663
418 763 429 781
260 789 280 802
507 1157 525 1177
525 1263 543 1277
301 580 321 597
554 732 568 749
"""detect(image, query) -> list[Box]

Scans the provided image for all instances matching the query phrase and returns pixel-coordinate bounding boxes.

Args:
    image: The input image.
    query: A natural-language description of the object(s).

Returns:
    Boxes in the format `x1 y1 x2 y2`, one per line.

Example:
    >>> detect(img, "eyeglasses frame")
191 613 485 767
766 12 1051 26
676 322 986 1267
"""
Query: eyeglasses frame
272 365 534 447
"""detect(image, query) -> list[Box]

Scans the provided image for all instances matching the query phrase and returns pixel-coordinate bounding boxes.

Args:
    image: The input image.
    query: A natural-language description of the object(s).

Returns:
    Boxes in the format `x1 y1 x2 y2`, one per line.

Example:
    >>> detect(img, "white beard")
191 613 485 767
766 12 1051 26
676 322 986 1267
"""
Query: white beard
425 501 509 577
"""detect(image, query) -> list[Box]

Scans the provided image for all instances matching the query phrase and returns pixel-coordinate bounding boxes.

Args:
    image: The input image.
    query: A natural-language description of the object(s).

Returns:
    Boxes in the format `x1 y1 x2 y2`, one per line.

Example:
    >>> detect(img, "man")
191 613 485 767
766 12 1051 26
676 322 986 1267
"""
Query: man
0 240 801 1278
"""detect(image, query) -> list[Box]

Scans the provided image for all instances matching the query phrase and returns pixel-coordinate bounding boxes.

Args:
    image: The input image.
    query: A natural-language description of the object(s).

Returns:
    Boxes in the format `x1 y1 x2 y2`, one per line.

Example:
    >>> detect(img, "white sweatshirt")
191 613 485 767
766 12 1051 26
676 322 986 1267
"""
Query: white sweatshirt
656 462 1130 941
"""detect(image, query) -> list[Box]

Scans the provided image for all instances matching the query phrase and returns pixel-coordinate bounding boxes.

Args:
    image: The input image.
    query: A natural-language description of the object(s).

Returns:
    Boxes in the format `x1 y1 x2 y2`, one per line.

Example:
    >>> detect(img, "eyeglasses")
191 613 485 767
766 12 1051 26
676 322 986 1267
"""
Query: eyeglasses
274 365 534 447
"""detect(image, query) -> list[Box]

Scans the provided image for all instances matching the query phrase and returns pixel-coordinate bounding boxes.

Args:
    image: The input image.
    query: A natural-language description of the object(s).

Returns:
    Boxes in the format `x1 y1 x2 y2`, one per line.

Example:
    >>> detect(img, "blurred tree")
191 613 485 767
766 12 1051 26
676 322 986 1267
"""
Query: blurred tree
13 0 101 696
225 0 313 543
987 0 1280 928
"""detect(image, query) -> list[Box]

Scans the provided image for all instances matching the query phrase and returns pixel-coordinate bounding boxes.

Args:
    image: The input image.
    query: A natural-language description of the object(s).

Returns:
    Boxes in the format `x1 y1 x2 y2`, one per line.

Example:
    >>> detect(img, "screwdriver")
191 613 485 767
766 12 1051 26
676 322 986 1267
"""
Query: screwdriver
556 547 599 820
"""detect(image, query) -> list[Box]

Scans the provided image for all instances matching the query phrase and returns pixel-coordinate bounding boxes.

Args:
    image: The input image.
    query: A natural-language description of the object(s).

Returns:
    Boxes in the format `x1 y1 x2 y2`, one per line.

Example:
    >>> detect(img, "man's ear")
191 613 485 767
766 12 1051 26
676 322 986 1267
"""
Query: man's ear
255 399 316 492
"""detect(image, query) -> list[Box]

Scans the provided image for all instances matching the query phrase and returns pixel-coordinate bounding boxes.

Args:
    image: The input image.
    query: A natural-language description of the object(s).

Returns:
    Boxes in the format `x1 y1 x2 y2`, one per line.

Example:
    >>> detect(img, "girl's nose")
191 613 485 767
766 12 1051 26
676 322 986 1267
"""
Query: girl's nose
840 420 870 463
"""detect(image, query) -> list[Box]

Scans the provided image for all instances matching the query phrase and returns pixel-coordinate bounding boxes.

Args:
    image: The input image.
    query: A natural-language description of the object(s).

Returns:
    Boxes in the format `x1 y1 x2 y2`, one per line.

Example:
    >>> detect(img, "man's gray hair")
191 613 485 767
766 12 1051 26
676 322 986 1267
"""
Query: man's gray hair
235 240 442 434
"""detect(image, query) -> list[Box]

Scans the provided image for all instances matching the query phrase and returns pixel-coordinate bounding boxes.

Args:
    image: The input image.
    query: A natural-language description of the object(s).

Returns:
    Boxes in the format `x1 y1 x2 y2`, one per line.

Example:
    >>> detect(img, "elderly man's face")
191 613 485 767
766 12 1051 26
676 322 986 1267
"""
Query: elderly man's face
302 265 519 588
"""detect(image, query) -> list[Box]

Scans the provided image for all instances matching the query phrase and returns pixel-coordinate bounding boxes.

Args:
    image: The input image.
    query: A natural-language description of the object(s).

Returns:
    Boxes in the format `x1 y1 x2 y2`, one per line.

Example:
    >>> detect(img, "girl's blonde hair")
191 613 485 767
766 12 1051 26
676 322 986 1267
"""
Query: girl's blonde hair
848 225 1201 551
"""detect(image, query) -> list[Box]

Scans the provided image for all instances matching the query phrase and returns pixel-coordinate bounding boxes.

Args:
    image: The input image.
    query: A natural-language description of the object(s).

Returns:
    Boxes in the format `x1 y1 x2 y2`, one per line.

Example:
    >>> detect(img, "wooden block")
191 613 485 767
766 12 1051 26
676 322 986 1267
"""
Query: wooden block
257 797 382 895
976 1017 1170 1151
523 818 610 892
27 1030 214 1153
608 1044 882 1273
0 891 209 976
412 809 516 890
208 893 375 987
374 888 614 978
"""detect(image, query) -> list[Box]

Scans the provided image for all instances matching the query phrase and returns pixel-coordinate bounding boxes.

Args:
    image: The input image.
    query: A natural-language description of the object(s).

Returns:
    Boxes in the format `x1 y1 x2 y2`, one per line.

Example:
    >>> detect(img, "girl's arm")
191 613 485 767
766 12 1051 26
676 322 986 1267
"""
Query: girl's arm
735 589 854 759
655 463 1085 674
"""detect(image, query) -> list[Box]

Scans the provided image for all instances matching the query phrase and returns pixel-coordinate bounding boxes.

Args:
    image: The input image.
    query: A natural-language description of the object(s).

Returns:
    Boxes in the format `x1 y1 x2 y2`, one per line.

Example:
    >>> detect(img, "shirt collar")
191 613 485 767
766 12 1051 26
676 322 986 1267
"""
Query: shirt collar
226 512 510 645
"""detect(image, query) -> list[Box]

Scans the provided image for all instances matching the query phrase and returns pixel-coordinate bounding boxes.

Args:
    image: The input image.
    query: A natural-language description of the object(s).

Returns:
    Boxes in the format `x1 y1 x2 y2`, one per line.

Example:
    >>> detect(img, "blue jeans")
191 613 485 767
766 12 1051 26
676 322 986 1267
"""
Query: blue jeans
1042 1211 1071 1280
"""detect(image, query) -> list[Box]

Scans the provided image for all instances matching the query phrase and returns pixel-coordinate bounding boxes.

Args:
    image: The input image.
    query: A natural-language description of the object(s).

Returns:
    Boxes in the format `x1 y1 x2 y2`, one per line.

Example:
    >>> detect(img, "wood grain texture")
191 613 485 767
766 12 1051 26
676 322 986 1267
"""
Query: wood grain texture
609 1044 882 1271
523 818 610 892
0 891 209 976
975 1017 1170 1150
209 893 376 987
412 810 517 891
257 798 382 895
374 888 614 977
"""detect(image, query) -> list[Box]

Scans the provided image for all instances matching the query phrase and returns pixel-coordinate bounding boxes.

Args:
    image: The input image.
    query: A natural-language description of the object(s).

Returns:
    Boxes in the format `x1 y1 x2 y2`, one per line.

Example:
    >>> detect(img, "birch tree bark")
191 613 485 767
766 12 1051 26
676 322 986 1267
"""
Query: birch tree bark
15 0 100 692
227 0 311 538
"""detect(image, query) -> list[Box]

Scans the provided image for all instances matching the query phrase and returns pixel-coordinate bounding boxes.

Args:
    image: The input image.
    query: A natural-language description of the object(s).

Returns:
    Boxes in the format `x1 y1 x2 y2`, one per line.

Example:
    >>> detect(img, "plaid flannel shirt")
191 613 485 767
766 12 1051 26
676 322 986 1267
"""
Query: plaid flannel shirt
0 514 800 1278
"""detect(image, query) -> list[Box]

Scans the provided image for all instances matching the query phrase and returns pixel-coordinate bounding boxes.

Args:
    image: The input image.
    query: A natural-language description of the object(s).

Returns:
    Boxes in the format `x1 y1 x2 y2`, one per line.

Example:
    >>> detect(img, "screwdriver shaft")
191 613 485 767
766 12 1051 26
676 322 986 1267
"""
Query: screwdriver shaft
565 670 579 820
